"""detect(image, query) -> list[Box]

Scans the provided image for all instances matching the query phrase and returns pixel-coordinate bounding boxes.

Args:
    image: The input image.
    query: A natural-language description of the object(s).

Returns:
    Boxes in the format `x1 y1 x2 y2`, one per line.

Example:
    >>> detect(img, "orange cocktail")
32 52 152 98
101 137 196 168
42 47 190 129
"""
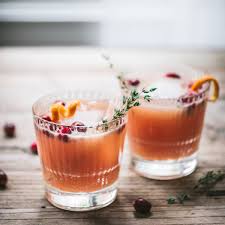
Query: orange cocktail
33 91 126 211
126 71 219 180
128 99 207 160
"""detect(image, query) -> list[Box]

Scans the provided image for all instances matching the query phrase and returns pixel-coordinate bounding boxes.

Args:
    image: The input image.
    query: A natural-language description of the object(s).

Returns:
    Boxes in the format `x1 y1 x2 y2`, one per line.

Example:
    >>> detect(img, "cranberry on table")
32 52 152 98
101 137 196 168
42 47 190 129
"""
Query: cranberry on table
71 121 87 133
0 169 8 189
133 198 152 214
128 79 140 86
30 142 38 155
3 123 16 138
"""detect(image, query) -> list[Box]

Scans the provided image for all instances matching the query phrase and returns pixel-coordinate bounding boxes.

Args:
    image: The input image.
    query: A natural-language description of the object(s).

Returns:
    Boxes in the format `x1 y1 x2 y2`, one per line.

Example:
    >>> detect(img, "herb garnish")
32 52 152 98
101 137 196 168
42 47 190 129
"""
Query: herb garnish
167 193 191 205
167 170 225 204
101 54 156 124
112 88 156 120
194 170 225 191
101 118 109 131
167 196 176 204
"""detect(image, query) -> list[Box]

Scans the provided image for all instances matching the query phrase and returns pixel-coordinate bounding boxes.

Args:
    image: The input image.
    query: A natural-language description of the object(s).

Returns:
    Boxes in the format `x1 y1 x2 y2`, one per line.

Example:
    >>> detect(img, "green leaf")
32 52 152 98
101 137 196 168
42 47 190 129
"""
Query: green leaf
177 193 190 204
123 96 127 104
149 87 157 92
144 95 151 102
167 197 176 204
133 101 140 106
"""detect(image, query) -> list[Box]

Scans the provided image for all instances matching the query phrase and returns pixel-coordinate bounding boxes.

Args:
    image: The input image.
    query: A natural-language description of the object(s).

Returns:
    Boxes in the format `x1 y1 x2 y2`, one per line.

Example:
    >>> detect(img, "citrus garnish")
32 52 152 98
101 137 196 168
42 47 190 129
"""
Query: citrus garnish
191 75 219 102
50 100 80 122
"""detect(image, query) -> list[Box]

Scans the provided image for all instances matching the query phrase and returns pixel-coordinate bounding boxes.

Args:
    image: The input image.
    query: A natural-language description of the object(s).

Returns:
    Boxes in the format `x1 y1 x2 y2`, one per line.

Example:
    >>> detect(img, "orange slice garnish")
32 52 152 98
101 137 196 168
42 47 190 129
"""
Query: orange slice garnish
50 100 80 122
191 75 219 102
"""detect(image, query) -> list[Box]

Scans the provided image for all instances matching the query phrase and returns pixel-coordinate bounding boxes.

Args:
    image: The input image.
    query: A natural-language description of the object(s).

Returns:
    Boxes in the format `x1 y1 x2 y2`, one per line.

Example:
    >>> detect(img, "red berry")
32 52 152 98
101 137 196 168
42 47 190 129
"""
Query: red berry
30 142 38 154
58 126 71 142
58 134 69 143
42 115 51 122
61 127 71 134
49 124 57 132
0 169 8 189
128 79 140 86
133 198 152 214
3 123 15 138
71 121 87 133
165 73 181 79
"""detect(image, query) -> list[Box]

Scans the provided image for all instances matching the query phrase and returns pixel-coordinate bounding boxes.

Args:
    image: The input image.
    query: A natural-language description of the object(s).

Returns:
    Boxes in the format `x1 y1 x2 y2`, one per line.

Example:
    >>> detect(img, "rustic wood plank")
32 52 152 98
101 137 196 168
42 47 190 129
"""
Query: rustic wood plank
0 47 225 225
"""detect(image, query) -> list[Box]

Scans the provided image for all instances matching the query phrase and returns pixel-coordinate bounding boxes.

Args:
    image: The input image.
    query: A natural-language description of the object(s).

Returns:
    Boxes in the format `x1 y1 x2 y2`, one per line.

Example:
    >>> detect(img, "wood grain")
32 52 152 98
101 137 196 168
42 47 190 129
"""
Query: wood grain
0 47 225 225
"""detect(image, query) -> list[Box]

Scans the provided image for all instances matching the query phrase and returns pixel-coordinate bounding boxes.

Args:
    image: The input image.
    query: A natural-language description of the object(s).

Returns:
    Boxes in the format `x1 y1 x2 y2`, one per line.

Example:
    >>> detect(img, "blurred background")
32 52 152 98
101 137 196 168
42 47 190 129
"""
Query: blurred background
1 0 225 49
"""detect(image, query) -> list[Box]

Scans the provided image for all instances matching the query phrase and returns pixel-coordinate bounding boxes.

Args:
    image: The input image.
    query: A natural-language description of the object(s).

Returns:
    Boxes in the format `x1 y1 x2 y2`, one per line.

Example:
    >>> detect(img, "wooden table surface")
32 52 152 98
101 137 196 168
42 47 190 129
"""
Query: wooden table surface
0 47 225 225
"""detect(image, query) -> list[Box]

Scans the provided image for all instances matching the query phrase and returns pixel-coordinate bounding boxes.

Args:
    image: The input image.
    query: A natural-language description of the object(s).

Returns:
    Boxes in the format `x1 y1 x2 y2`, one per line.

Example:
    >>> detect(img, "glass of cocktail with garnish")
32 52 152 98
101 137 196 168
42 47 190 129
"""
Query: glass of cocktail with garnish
122 66 219 180
32 91 127 211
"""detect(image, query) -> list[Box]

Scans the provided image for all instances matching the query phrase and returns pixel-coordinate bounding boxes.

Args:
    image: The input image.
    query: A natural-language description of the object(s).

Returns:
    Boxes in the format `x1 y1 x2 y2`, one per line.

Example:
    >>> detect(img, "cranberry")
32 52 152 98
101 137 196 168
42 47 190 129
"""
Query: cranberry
133 198 152 214
180 90 197 104
54 100 66 106
43 130 51 137
30 142 38 154
61 127 71 134
49 124 56 132
165 73 181 79
58 134 69 143
0 169 8 189
42 115 51 122
57 126 71 142
71 121 87 133
128 79 140 86
3 123 15 138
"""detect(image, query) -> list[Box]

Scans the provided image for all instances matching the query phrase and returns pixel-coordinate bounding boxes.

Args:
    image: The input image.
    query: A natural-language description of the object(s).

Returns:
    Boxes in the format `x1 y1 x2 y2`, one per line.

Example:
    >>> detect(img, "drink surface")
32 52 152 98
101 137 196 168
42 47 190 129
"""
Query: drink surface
127 74 208 160
35 99 126 192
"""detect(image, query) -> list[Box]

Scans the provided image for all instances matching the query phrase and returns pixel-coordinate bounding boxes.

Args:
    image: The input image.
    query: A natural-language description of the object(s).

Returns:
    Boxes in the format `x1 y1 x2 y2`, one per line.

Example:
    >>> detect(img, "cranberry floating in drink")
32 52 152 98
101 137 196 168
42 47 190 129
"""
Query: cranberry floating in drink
32 91 126 211
125 67 219 180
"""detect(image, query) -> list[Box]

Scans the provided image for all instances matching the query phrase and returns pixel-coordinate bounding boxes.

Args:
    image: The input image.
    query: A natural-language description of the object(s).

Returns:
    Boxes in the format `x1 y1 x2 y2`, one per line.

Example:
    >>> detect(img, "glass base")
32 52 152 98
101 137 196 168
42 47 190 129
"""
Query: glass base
45 183 117 211
132 153 197 180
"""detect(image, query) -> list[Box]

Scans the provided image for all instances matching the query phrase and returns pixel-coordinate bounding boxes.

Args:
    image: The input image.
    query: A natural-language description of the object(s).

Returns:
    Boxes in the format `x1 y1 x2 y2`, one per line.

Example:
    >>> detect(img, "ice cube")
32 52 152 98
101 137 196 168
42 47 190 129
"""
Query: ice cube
146 77 186 99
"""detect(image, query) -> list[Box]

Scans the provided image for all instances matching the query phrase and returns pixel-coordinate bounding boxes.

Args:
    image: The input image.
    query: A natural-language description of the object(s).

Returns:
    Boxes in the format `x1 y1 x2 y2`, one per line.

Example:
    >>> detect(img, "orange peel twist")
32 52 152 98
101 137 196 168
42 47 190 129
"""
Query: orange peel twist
191 75 219 102
50 100 80 122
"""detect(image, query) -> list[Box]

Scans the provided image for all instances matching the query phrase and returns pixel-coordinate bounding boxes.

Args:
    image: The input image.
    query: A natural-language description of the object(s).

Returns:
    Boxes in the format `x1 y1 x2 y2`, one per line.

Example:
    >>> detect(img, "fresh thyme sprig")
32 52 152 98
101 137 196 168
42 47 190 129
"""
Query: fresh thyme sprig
101 54 156 126
167 170 225 204
102 118 109 131
113 88 156 120
99 87 156 131
194 170 225 192
167 196 176 204
167 193 191 205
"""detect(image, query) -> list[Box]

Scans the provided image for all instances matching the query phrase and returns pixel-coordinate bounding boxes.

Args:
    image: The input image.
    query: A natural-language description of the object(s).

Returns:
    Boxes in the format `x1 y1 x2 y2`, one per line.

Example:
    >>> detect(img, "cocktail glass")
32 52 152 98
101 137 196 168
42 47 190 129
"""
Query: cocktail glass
125 65 217 180
32 91 126 211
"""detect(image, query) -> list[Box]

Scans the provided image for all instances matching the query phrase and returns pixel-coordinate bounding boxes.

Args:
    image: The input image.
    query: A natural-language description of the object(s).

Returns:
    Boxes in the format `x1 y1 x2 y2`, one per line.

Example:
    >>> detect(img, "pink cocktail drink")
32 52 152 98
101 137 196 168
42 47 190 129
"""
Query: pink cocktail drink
33 91 126 211
125 68 218 180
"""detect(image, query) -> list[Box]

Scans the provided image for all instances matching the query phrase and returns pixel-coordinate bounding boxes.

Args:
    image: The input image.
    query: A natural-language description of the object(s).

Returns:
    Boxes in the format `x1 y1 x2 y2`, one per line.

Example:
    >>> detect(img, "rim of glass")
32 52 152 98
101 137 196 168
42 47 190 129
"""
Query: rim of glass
32 90 126 130
122 63 211 101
